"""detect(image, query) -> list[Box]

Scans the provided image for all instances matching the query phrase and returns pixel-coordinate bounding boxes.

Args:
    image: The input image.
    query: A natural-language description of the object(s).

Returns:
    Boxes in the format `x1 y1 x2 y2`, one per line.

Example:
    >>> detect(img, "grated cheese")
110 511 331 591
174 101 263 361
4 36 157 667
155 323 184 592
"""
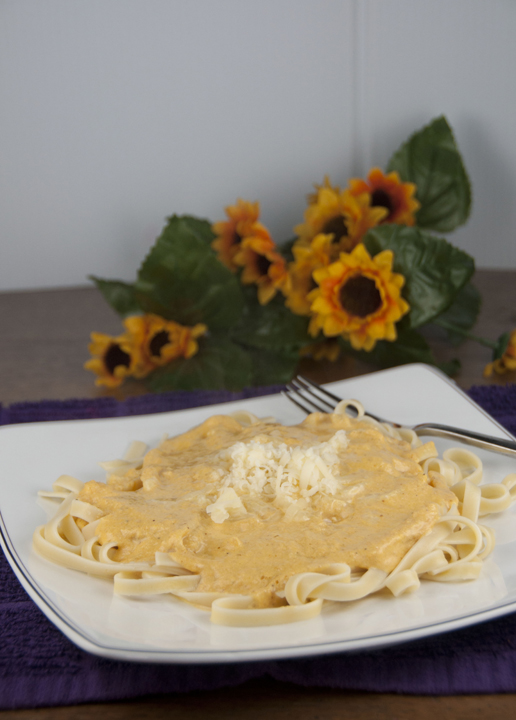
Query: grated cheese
206 430 349 524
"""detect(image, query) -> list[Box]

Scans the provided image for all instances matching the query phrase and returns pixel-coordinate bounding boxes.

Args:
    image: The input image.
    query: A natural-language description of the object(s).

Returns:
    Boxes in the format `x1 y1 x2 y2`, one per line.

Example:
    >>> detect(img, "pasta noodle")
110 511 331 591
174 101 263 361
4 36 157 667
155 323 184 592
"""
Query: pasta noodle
33 402 516 626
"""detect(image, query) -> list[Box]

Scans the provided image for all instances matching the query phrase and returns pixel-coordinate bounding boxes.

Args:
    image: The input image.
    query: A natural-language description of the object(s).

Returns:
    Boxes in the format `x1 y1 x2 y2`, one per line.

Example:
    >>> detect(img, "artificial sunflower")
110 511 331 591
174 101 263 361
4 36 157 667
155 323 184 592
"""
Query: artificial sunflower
308 244 410 351
348 168 420 226
234 234 291 305
484 330 516 377
211 199 269 272
84 332 140 388
294 181 387 252
124 314 207 375
306 175 340 205
285 233 334 315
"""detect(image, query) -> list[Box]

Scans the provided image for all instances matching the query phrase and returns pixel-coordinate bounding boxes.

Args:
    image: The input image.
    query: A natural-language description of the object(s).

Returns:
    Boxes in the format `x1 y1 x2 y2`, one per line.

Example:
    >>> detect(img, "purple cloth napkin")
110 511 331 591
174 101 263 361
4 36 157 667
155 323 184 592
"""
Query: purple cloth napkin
1 383 516 709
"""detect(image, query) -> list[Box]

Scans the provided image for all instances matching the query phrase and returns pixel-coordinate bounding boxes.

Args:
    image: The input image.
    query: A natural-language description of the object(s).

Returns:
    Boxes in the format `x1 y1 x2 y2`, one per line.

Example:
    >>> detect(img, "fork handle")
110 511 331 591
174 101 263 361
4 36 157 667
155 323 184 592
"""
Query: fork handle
414 423 516 458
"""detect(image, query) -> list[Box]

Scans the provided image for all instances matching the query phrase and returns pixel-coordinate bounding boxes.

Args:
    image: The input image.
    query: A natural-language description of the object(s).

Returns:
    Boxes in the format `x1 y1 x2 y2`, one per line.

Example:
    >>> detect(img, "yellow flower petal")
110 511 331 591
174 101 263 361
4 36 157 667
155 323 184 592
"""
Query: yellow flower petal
211 199 263 271
235 234 289 305
348 168 420 226
84 331 139 387
307 244 409 351
485 329 516 375
122 314 207 375
294 178 386 250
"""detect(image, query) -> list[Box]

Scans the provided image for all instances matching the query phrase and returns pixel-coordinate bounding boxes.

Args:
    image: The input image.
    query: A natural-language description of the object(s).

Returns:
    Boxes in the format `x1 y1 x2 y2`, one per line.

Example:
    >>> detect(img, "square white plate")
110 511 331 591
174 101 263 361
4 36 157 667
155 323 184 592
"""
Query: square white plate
1 364 516 663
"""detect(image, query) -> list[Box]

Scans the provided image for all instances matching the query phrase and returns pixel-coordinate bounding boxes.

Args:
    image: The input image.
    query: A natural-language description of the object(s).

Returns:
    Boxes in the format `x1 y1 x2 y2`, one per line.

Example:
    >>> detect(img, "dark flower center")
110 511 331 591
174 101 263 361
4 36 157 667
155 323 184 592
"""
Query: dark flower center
234 232 243 245
371 189 394 219
149 330 170 357
321 215 358 252
322 215 348 243
105 343 131 375
256 254 272 277
340 275 382 317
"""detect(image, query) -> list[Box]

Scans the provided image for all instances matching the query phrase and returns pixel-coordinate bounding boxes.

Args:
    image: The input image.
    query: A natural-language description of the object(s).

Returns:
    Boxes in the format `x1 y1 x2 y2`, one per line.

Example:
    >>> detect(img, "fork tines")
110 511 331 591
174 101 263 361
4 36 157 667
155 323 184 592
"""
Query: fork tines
296 375 343 404
282 375 341 415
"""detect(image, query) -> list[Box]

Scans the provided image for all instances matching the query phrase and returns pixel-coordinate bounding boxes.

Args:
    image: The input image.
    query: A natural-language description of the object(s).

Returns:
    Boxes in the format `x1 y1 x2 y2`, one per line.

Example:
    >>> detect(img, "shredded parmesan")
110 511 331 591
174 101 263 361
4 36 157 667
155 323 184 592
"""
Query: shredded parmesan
206 430 349 523
205 488 246 524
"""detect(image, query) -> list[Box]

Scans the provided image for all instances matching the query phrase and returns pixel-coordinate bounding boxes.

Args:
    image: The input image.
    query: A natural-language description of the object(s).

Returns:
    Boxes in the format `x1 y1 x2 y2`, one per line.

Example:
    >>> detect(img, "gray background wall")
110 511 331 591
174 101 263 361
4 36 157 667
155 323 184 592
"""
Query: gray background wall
1 0 515 291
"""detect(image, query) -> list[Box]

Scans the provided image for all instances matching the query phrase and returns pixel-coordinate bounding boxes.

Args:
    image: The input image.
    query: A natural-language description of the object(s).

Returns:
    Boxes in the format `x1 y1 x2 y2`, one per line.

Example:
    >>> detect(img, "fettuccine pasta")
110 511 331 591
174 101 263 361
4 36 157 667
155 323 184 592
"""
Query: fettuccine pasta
33 402 516 626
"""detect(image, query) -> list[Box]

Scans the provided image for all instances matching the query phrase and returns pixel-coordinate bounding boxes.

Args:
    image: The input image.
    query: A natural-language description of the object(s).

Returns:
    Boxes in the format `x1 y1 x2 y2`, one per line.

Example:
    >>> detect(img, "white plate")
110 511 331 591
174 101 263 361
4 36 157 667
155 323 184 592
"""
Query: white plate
1 363 516 664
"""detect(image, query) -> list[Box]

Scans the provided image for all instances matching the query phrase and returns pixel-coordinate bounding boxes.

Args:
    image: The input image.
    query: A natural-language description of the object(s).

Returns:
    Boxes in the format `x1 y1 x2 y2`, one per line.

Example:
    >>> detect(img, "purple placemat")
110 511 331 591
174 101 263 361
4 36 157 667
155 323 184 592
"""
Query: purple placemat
1 383 516 709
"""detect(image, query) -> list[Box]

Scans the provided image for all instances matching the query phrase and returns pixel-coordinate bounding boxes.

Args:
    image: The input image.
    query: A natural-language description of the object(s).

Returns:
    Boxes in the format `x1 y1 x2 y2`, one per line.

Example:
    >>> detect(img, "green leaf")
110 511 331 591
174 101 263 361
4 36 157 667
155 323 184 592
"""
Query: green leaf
353 328 434 368
233 288 311 350
164 215 216 246
432 283 481 345
352 327 459 376
134 215 243 331
246 346 300 386
89 276 141 317
493 332 511 361
438 358 462 376
146 336 253 392
363 225 475 328
387 116 472 232
278 236 298 263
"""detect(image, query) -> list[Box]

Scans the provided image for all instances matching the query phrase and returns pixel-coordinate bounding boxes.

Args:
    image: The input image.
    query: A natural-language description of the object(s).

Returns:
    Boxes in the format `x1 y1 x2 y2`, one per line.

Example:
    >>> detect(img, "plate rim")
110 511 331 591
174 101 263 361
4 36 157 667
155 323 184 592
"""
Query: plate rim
2 362 516 663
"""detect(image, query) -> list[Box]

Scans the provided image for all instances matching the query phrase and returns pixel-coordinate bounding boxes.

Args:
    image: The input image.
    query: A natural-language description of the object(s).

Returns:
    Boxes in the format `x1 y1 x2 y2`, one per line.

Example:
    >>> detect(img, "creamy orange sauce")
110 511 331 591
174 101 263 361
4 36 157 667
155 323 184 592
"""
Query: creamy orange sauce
78 413 455 607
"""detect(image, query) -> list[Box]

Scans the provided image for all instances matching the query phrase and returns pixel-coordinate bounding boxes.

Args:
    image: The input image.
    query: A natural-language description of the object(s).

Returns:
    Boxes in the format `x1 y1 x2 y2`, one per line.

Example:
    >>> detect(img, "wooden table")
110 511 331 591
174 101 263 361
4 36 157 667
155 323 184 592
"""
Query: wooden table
1 270 516 719
1 271 515 405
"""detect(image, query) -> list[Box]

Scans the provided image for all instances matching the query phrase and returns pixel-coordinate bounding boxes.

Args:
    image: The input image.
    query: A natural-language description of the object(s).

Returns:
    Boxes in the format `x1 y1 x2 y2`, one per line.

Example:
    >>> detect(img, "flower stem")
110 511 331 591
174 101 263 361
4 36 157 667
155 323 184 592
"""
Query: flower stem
434 318 497 349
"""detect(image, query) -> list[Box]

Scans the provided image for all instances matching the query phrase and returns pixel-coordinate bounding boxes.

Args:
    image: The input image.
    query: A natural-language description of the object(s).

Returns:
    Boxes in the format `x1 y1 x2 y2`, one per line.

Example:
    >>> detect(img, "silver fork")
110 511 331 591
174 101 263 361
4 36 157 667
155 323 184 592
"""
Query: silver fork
282 375 516 459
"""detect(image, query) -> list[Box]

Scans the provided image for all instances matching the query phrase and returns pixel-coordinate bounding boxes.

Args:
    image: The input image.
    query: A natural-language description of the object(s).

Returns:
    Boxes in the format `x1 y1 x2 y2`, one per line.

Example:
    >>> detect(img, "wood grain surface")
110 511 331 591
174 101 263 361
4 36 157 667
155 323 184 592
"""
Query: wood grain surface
0 271 515 404
3 680 516 720
0 270 515 718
